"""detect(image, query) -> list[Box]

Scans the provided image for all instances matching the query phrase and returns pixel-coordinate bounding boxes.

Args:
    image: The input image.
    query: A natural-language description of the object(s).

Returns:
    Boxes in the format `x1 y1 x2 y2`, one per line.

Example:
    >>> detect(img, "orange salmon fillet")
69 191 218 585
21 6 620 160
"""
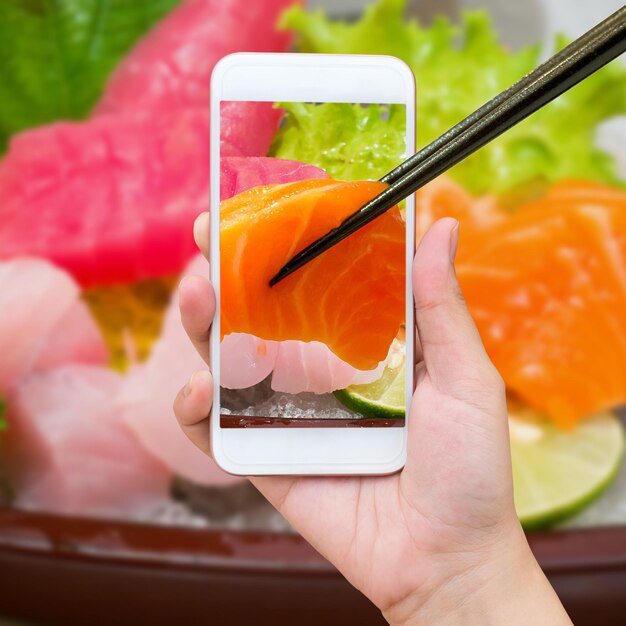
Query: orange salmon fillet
456 180 626 428
220 179 405 371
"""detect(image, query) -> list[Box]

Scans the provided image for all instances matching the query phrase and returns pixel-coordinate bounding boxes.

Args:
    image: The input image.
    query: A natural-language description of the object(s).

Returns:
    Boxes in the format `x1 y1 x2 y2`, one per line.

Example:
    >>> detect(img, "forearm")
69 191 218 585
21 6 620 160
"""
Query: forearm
384 533 572 626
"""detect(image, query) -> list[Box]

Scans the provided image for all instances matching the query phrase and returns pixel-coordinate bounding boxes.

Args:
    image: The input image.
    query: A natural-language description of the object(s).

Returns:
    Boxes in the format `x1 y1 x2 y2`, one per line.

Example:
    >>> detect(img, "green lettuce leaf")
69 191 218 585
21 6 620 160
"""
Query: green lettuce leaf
276 0 626 193
0 0 179 152
270 102 406 180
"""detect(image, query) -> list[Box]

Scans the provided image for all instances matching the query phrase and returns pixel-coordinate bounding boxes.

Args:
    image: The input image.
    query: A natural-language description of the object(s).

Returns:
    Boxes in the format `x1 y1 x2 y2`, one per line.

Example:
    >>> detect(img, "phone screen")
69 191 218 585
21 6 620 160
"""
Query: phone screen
218 100 409 429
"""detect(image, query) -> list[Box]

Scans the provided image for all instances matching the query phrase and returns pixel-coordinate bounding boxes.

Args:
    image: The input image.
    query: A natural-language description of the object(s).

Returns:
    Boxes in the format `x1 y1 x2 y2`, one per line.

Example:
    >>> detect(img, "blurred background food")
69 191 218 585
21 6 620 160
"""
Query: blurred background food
0 0 625 590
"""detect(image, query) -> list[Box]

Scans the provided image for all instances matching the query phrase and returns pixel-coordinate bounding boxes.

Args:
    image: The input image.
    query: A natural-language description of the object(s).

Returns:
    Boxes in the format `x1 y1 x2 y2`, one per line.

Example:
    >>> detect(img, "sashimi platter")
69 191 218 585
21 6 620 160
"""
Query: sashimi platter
0 0 625 532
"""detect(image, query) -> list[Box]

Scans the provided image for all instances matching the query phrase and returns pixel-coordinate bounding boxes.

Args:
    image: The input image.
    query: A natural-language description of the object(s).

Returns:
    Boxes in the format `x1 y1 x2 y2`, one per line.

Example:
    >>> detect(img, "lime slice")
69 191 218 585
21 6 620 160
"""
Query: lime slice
510 410 625 529
334 361 405 419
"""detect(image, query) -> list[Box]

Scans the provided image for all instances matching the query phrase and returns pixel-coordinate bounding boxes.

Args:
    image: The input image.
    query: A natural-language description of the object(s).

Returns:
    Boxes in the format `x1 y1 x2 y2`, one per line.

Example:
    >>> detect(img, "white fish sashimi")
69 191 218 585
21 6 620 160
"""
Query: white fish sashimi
33 299 109 372
220 337 387 394
6 366 170 519
0 258 107 391
118 255 241 487
269 340 386 394
220 333 278 389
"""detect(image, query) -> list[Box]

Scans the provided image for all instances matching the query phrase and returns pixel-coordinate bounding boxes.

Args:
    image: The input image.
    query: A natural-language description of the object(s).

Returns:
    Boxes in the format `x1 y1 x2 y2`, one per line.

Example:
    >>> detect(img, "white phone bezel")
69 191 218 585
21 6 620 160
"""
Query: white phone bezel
209 53 415 476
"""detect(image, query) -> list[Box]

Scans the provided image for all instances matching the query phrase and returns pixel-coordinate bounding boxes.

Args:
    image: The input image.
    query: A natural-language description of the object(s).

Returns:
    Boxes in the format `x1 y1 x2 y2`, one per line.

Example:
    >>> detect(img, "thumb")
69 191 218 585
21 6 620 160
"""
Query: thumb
413 218 504 405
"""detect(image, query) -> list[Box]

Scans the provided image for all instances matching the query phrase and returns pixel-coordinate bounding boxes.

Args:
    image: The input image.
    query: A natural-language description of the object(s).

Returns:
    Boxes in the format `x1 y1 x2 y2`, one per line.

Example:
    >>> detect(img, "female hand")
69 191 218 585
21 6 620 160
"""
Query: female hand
174 215 571 625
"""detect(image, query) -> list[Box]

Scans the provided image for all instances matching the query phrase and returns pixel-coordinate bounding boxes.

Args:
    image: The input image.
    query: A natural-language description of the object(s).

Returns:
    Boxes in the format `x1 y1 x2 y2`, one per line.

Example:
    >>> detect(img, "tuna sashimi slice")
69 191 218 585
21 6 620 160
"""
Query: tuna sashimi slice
0 259 107 391
0 111 209 286
220 156 327 199
0 100 325 286
96 0 295 115
6 366 171 519
219 102 283 158
117 255 241 487
220 179 406 370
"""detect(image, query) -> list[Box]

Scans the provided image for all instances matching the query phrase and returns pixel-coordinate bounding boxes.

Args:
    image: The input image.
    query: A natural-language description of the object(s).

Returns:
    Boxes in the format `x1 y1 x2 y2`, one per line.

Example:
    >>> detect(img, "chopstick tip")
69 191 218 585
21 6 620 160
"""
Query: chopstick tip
268 269 286 287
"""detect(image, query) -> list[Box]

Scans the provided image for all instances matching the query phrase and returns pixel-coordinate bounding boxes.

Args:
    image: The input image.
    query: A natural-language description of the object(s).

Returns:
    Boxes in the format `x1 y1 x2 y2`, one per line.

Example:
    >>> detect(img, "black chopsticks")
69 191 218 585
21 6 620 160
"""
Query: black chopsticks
269 5 626 287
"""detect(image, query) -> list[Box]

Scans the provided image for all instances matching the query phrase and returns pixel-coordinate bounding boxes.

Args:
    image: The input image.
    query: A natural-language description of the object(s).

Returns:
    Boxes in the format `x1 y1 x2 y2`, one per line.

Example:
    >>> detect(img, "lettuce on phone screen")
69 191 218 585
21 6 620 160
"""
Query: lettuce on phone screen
219 102 407 428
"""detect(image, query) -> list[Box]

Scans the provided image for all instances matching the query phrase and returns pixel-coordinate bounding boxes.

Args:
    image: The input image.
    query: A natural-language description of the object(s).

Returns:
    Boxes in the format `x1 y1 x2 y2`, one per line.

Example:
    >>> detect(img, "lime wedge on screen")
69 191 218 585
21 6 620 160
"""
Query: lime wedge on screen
510 410 625 529
334 360 406 419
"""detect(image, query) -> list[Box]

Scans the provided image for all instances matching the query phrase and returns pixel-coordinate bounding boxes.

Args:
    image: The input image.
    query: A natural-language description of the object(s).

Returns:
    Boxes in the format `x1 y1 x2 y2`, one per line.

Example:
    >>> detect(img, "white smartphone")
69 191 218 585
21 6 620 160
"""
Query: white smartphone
209 53 415 475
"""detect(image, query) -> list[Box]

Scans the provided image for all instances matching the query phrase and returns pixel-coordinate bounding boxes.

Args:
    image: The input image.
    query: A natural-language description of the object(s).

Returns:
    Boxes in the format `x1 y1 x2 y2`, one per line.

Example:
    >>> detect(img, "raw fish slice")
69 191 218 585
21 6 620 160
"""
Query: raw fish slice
415 177 504 259
118 255 241 486
33 300 109 372
518 182 626 359
0 98 324 286
219 102 283 158
220 333 278 389
6 366 170 519
220 179 405 370
564 207 626 359
539 180 626 266
0 111 208 286
270 340 386 394
220 157 327 199
220 335 385 394
97 0 295 115
0 259 107 391
457 190 626 427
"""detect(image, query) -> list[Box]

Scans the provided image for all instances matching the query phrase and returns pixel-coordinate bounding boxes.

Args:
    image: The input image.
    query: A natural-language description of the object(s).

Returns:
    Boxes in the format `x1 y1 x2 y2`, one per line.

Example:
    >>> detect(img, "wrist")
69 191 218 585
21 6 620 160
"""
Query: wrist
384 520 571 626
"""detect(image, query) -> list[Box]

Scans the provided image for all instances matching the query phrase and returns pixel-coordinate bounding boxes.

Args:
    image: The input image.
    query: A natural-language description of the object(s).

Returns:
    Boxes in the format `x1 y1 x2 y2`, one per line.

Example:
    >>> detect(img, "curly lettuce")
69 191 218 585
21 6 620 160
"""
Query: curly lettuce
270 102 406 181
275 0 626 194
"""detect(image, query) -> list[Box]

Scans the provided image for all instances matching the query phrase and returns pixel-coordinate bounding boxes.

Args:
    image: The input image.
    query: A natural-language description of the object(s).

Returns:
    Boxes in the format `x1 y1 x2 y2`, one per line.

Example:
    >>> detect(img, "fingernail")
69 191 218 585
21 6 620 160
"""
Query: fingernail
183 372 195 397
449 221 460 263
184 371 212 397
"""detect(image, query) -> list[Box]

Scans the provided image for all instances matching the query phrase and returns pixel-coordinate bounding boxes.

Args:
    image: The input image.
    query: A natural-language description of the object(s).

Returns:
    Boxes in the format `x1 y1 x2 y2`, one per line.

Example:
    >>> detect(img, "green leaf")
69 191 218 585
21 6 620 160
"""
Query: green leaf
0 0 180 152
278 0 626 194
270 102 406 181
0 396 5 431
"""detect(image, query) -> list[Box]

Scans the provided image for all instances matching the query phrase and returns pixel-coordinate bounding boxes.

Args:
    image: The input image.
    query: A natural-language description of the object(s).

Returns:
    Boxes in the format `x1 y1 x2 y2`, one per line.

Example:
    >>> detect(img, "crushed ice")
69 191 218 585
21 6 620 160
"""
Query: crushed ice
220 376 362 419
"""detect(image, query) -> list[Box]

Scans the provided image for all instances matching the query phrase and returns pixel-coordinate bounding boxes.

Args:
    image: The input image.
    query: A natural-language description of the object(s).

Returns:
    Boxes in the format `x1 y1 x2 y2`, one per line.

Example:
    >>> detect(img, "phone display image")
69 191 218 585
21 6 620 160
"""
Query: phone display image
218 101 411 428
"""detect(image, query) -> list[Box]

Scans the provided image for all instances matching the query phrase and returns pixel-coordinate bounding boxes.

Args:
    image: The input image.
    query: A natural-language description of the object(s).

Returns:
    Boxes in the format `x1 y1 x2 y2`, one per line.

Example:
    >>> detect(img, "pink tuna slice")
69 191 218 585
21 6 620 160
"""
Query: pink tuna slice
96 0 296 115
0 258 107 392
219 156 327 199
219 102 284 158
6 365 171 520
0 102 323 286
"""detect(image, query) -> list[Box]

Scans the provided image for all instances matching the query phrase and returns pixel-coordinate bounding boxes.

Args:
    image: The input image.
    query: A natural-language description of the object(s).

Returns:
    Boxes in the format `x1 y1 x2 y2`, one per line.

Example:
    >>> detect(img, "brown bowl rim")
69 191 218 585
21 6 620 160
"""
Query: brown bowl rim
1 506 626 576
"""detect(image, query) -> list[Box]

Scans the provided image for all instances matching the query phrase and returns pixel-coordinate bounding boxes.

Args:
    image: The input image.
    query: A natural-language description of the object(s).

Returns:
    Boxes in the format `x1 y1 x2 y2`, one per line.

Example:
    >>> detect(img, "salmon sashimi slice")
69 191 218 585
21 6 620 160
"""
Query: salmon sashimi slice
457 185 626 428
220 179 406 371
538 180 626 268
415 178 504 256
